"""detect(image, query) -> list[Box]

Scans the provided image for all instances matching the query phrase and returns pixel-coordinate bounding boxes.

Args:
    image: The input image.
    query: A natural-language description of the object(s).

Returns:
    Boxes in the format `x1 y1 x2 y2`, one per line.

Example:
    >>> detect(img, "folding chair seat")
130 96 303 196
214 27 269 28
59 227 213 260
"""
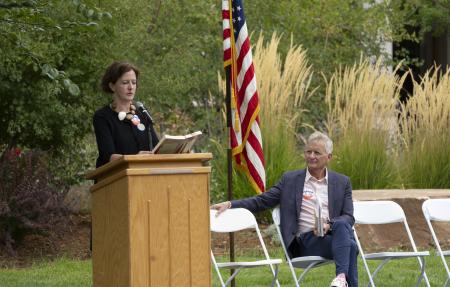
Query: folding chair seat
353 200 430 287
210 208 282 287
271 206 333 287
422 198 450 287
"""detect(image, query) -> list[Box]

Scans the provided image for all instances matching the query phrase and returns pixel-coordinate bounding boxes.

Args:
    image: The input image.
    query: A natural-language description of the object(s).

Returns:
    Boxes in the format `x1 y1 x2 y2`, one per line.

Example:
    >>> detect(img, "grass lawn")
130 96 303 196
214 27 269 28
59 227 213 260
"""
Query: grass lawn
212 249 449 287
0 258 92 287
0 250 448 286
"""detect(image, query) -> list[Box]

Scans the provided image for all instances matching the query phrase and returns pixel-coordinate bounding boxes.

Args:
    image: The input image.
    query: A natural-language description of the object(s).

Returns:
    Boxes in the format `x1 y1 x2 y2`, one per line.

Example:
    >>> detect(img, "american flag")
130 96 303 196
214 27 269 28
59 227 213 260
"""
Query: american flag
222 0 266 193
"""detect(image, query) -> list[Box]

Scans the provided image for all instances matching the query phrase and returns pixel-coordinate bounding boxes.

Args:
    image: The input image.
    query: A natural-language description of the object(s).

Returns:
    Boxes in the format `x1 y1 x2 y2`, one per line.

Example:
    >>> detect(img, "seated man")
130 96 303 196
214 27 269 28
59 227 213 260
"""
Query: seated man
211 131 358 287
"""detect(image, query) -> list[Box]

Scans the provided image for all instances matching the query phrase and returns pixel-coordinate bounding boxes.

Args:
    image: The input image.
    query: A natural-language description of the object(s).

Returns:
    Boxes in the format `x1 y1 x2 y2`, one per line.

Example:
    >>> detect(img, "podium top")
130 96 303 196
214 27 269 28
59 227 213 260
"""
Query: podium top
86 153 212 182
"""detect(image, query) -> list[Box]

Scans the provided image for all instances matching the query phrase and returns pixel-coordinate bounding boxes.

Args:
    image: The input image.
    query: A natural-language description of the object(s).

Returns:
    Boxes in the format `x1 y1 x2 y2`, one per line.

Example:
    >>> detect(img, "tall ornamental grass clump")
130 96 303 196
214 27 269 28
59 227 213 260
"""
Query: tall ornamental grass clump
325 59 407 189
211 33 313 202
398 68 450 188
254 34 313 191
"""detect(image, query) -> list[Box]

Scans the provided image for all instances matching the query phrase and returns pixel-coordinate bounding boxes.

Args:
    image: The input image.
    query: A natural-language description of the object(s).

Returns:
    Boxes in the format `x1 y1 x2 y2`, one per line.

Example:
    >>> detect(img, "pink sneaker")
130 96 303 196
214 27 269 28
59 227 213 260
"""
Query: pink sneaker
330 275 348 287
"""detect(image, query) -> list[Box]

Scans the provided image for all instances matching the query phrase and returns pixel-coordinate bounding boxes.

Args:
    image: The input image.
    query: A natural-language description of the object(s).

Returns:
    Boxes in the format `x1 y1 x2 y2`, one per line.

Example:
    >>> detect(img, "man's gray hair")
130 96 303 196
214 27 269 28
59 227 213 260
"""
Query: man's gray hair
307 131 333 154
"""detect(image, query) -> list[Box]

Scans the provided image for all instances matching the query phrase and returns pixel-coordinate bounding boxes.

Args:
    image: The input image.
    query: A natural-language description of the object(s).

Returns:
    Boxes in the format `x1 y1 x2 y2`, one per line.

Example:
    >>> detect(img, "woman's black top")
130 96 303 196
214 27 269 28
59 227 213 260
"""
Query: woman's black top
93 105 159 168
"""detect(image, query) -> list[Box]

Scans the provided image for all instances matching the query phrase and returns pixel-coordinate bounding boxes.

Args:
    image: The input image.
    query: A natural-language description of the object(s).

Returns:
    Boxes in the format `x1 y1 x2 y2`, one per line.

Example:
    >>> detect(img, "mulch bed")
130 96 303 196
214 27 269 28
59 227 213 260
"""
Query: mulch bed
0 214 91 268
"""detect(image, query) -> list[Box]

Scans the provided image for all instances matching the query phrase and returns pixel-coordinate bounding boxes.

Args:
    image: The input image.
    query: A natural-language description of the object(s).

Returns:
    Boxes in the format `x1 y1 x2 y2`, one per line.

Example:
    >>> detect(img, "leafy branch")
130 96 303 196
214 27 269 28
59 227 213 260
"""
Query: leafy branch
0 0 37 9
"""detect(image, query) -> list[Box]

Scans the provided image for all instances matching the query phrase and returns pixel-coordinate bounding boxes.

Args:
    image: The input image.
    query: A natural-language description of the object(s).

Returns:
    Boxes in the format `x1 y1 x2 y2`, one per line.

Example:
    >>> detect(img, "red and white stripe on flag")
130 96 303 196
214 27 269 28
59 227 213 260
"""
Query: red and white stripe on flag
222 0 266 193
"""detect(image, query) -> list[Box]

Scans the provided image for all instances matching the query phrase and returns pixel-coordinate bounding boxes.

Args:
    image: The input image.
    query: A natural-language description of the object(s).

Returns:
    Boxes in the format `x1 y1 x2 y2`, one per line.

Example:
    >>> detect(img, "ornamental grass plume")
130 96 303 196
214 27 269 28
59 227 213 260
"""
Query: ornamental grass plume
253 33 314 189
398 67 450 188
212 33 314 201
325 58 407 189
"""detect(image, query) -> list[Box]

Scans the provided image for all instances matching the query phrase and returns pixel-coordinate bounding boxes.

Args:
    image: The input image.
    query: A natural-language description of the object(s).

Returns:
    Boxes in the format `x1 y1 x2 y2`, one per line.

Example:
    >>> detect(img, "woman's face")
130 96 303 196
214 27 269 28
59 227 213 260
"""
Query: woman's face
109 70 137 102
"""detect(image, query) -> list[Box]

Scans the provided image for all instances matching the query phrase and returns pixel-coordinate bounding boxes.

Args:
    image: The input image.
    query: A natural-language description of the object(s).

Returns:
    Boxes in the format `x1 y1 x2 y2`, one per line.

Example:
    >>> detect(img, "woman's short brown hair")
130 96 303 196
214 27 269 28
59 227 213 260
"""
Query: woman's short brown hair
100 61 140 93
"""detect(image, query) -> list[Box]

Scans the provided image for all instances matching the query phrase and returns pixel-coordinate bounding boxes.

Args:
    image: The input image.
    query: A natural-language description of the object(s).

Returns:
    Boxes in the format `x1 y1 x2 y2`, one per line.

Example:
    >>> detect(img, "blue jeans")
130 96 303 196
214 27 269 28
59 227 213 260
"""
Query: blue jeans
296 220 358 287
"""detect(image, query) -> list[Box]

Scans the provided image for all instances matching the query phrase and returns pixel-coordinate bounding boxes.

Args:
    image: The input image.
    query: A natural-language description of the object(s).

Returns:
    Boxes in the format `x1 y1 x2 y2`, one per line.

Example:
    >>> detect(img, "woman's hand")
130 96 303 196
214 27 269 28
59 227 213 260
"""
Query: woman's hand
109 154 123 162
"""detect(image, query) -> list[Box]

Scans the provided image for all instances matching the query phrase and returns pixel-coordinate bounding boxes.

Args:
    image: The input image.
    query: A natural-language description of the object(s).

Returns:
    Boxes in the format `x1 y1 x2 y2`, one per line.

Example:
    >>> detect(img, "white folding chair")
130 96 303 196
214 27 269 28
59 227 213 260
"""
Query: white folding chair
422 198 450 287
210 208 282 287
353 200 430 287
271 206 333 287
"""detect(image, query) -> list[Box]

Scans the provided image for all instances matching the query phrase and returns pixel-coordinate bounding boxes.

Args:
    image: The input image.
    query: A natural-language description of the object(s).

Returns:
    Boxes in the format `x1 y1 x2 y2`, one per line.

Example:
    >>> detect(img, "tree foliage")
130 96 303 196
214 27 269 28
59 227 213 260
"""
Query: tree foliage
0 0 449 185
0 0 113 151
97 0 222 135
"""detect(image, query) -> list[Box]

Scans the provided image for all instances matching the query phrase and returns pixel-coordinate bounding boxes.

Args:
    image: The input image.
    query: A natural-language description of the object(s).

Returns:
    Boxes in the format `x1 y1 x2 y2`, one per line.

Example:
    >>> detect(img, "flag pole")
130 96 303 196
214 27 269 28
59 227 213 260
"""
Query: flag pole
225 64 236 287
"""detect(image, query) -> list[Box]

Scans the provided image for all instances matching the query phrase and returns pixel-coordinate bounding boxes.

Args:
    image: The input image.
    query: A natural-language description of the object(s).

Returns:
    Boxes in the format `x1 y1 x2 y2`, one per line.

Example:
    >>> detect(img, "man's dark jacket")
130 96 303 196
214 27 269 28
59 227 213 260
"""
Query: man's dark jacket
231 169 354 256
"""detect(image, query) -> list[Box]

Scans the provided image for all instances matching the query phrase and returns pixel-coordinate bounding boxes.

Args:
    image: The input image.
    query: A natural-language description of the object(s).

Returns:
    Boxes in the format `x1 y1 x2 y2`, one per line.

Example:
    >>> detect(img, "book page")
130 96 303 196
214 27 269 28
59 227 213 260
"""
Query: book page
151 131 202 154
156 140 185 154
181 131 202 153
151 136 186 154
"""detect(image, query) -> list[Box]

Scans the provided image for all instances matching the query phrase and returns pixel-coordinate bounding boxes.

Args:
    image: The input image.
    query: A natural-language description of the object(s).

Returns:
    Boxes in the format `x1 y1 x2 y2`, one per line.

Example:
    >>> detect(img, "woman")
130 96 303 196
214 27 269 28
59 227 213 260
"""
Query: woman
93 61 159 168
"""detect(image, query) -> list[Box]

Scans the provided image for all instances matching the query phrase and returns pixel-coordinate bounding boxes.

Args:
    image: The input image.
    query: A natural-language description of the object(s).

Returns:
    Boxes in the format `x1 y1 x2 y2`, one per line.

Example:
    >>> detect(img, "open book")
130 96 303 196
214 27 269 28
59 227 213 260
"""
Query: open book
151 131 202 154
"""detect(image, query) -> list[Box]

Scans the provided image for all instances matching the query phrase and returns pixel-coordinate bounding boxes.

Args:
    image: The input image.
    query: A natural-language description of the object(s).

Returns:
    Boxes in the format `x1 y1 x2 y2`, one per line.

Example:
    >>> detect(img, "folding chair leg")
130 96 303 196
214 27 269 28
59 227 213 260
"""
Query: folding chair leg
427 220 450 287
297 262 319 286
225 269 242 286
286 260 300 287
211 252 226 287
415 256 430 287
270 265 280 287
364 272 376 287
354 229 375 287
371 258 390 280
364 263 376 287
415 257 427 287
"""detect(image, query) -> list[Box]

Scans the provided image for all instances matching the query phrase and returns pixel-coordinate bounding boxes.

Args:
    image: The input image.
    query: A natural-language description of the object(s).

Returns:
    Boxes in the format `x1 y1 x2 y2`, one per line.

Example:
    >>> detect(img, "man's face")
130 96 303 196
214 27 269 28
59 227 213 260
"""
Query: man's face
304 140 331 171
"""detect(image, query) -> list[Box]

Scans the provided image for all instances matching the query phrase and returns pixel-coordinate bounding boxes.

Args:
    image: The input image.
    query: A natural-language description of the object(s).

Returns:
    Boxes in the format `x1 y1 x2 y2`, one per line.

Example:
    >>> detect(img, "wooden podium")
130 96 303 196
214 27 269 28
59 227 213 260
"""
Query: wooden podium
86 153 212 287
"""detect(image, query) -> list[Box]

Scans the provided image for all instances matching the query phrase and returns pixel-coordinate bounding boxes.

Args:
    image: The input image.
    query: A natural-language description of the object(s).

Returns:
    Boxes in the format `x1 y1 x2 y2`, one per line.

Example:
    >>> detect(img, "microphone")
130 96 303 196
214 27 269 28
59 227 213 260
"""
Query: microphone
135 101 154 124
135 101 156 151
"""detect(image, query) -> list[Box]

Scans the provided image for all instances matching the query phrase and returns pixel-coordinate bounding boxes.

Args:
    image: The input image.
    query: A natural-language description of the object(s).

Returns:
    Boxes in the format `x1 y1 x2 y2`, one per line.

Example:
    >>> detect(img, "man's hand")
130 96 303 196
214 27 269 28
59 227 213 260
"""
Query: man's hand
210 201 232 216
323 222 331 234
313 222 331 236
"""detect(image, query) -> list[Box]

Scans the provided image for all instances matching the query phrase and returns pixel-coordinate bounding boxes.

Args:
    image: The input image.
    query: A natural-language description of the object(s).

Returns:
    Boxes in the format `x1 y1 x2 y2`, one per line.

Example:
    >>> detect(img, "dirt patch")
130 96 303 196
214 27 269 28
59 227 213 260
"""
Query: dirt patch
356 198 450 252
0 214 91 268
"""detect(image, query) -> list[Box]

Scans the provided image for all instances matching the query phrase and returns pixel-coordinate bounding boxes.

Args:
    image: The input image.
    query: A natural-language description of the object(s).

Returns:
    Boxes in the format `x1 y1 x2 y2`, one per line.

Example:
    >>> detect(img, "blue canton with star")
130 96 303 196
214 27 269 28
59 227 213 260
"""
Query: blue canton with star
232 0 246 39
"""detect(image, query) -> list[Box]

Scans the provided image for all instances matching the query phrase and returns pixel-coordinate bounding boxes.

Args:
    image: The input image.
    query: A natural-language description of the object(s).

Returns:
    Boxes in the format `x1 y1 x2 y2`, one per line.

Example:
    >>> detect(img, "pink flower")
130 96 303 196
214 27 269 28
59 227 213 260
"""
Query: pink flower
14 147 21 156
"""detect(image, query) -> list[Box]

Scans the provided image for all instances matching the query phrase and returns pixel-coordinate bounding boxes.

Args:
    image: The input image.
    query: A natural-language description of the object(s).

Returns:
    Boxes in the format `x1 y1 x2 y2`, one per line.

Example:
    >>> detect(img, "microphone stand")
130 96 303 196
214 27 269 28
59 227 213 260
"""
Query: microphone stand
140 108 154 152
136 101 157 152
147 122 154 152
